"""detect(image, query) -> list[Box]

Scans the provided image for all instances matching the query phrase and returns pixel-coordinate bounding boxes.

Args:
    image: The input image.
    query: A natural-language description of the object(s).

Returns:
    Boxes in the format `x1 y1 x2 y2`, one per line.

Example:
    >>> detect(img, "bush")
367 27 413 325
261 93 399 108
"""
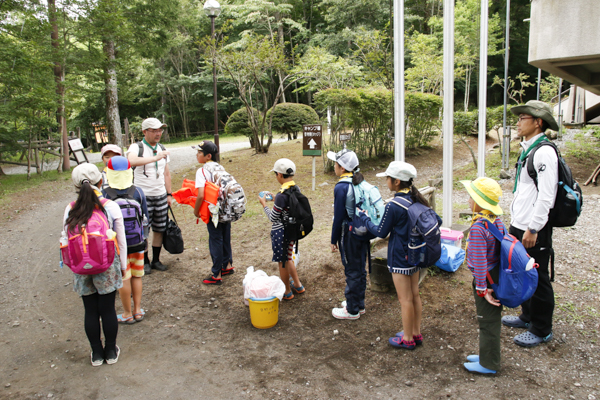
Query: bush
486 105 517 132
225 107 260 146
267 103 319 140
404 92 443 147
453 111 478 136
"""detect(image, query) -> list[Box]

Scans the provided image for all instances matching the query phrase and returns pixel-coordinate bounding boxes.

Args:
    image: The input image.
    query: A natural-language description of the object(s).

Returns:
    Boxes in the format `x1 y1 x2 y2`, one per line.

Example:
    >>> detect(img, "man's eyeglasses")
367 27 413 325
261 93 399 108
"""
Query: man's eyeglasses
518 116 535 122
147 129 164 134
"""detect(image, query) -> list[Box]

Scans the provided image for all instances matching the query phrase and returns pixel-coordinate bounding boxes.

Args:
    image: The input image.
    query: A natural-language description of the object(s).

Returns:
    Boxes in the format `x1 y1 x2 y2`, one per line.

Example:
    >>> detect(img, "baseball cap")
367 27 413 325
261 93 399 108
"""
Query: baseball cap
72 163 102 188
100 144 123 157
376 161 417 181
271 158 296 175
106 156 133 190
192 140 219 155
326 149 359 171
141 118 167 131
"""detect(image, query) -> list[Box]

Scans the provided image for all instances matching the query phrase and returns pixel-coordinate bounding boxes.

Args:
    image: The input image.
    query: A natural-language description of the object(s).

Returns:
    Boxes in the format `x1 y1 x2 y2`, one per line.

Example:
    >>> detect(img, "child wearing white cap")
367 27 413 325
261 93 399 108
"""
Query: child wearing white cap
328 149 369 320
358 161 441 349
259 158 305 299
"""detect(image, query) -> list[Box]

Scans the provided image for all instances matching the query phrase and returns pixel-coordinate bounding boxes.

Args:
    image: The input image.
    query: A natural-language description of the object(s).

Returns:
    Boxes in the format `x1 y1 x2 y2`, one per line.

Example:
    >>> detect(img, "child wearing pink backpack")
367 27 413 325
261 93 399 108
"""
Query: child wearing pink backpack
61 164 127 367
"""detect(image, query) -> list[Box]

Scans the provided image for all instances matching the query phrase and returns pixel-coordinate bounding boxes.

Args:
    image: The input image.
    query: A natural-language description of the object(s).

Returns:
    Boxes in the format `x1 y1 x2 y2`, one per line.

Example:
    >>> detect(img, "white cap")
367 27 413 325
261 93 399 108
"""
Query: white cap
376 161 417 181
271 158 296 175
326 149 359 171
141 118 167 131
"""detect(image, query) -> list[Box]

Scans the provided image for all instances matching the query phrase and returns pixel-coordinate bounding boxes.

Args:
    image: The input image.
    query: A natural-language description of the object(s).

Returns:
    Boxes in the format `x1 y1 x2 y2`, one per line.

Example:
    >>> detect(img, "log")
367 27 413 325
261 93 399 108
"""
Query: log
585 163 600 186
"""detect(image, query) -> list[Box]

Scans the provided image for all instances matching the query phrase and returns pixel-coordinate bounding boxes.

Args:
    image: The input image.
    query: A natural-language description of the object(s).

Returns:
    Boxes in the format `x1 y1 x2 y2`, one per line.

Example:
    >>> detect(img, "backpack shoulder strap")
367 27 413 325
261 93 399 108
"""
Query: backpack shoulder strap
477 219 505 243
104 187 118 199
389 196 412 210
137 141 144 157
125 186 136 198
526 140 558 187
158 143 166 151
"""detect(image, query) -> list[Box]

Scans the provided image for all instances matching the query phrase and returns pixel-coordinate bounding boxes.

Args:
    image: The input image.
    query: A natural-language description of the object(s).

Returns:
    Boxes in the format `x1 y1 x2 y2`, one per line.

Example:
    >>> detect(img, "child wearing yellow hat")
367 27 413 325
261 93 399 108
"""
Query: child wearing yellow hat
460 177 505 374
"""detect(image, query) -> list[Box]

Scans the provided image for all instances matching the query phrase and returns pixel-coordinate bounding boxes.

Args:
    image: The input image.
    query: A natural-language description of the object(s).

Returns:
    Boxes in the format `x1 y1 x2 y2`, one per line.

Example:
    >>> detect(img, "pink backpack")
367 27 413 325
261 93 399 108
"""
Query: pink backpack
60 198 119 275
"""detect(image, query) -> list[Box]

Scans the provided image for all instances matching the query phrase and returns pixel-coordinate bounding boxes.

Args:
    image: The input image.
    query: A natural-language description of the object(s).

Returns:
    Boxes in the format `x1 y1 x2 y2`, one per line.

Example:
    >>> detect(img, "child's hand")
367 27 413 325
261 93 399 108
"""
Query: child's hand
485 289 501 306
258 194 267 207
357 207 368 217
330 243 338 253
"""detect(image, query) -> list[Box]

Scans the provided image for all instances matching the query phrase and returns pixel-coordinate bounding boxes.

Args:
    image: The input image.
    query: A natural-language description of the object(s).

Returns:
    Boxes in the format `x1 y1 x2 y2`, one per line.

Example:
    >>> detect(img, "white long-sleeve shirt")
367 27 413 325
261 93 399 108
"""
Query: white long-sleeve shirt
510 133 558 231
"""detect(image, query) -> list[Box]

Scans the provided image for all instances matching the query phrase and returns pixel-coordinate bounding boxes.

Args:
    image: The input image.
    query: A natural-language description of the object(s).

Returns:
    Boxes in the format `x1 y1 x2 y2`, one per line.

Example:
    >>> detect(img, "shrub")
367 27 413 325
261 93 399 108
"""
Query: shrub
404 92 443 147
453 111 478 136
225 107 260 146
267 103 319 140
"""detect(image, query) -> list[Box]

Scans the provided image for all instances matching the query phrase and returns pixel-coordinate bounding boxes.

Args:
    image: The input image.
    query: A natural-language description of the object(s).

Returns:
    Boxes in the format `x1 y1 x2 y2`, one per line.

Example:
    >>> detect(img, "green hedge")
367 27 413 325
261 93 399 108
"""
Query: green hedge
267 103 319 140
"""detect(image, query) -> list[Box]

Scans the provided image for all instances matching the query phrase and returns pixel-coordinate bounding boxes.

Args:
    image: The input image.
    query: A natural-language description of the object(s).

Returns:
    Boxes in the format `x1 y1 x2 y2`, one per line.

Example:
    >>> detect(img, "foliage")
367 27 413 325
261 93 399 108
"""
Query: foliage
267 103 319 140
453 111 478 136
294 47 363 93
565 133 600 161
492 73 535 104
405 33 443 95
224 107 260 147
404 92 443 148
539 74 562 105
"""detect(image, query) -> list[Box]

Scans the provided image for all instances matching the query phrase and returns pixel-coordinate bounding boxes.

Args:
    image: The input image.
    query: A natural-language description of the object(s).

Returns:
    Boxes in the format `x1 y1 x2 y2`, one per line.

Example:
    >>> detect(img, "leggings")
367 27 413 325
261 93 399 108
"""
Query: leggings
81 291 118 353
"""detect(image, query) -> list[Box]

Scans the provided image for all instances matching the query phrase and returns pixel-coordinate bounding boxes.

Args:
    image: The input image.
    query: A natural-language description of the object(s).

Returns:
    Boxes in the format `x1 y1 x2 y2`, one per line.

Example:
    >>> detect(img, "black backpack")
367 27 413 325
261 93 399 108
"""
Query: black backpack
526 140 583 228
282 185 313 241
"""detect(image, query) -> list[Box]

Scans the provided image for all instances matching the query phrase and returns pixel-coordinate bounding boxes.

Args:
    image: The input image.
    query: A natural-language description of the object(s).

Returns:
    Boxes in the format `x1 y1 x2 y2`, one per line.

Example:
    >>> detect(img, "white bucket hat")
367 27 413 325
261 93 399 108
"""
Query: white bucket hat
376 161 417 181
326 149 359 171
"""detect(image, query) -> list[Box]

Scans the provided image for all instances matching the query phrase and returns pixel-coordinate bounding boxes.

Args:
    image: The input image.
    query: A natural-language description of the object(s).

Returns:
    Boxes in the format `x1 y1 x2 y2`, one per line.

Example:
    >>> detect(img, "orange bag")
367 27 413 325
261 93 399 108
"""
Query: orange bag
200 181 219 224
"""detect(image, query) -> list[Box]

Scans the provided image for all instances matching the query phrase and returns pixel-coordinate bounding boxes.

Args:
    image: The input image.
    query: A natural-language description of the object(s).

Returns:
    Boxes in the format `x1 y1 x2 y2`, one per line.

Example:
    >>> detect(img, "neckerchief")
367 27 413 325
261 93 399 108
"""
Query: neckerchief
279 180 296 193
143 138 160 178
338 172 353 181
396 188 410 194
513 134 548 193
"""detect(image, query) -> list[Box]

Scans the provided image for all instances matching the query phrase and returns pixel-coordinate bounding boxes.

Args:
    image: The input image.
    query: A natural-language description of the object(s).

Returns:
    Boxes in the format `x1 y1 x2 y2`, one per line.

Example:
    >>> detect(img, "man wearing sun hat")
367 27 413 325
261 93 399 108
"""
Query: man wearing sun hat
127 118 172 274
460 177 505 374
503 100 559 348
102 156 149 324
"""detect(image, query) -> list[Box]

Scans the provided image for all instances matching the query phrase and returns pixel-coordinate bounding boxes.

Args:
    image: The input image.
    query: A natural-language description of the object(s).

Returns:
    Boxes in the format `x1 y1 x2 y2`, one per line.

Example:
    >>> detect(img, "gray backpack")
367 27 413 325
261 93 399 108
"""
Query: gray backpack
202 162 246 222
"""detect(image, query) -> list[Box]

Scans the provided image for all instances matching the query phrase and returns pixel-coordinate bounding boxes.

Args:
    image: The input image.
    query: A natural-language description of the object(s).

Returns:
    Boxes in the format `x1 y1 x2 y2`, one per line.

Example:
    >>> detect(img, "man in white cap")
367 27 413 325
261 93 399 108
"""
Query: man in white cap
127 118 172 274
502 100 559 348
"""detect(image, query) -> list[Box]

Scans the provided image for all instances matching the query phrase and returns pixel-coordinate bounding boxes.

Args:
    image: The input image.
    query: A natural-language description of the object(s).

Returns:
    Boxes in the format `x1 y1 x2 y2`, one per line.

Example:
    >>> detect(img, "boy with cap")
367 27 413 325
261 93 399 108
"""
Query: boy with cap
460 177 505 374
503 100 559 347
100 144 123 191
193 141 234 285
258 158 305 299
127 118 171 274
102 156 149 324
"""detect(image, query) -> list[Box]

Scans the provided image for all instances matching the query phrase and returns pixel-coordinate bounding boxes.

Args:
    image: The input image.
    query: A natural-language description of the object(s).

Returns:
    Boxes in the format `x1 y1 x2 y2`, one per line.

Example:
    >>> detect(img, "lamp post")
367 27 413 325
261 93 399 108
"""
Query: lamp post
204 0 221 161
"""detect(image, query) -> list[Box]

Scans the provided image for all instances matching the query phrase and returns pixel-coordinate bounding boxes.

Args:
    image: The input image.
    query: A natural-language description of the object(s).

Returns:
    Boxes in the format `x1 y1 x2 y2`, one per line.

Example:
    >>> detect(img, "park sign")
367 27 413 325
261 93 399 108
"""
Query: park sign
302 124 322 156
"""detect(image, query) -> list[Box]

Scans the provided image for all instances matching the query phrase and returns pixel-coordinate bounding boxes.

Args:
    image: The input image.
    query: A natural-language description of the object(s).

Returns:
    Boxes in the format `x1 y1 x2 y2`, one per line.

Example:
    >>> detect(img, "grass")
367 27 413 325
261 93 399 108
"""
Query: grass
0 169 70 202
163 134 251 149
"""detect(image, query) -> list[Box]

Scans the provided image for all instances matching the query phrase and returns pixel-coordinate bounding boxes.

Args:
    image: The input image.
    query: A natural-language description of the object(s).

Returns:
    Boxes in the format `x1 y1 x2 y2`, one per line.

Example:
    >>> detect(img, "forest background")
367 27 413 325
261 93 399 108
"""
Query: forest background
0 0 562 168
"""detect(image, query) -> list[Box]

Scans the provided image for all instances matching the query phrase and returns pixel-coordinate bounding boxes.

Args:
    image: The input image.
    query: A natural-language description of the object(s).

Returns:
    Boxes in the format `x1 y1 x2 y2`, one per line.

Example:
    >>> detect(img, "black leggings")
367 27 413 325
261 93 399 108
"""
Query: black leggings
81 291 118 353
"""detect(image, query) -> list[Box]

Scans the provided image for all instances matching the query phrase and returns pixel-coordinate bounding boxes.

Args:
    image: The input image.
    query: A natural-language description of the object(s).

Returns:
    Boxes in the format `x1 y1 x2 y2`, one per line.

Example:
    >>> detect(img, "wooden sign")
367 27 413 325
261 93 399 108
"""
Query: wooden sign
339 133 351 142
302 124 322 156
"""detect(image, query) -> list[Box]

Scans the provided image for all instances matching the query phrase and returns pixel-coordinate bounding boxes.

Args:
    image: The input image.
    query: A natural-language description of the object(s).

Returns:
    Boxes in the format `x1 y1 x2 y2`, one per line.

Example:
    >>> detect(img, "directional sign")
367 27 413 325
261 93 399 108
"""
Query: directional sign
339 133 351 142
303 124 322 156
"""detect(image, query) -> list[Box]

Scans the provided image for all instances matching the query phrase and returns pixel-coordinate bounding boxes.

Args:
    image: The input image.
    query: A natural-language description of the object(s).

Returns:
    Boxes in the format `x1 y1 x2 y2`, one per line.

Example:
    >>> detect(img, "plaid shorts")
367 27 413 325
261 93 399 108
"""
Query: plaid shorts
271 228 295 263
146 193 168 233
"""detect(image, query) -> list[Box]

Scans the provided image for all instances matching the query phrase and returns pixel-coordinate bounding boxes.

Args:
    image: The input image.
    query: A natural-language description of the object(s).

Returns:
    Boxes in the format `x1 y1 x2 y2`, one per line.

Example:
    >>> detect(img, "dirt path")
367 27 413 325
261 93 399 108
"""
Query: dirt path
1 137 599 399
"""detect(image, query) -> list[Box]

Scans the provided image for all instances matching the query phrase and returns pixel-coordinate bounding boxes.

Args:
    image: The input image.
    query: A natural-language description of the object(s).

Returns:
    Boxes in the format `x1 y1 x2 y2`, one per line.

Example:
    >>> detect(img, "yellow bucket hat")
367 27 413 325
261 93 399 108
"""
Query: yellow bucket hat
460 177 503 215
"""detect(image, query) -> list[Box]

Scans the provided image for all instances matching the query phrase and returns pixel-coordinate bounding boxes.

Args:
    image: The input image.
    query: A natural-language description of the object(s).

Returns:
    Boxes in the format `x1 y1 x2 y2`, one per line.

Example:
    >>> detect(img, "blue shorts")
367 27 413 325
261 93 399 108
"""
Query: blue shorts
270 228 294 263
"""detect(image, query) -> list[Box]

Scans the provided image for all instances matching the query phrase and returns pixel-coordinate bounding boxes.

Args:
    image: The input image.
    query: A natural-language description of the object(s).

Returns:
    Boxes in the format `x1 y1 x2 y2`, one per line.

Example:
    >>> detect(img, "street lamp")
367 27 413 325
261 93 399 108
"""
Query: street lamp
204 0 221 161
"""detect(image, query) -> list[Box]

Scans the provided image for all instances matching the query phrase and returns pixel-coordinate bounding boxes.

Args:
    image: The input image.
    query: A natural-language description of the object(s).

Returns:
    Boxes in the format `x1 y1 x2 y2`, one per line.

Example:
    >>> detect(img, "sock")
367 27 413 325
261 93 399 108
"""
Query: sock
144 252 150 265
91 343 104 357
152 246 161 264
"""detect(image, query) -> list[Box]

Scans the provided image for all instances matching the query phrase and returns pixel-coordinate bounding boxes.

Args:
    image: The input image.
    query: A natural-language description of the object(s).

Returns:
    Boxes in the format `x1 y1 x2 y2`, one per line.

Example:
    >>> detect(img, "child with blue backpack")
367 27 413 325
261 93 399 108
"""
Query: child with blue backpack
460 177 505 374
102 156 149 324
329 149 370 320
359 161 441 349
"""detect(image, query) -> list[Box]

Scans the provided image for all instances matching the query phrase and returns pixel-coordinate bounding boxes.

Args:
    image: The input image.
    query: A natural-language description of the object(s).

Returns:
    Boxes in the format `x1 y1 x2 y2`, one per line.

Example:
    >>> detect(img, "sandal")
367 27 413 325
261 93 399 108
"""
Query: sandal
289 279 305 294
134 309 145 322
117 314 135 325
283 291 294 300
395 332 423 345
388 337 416 350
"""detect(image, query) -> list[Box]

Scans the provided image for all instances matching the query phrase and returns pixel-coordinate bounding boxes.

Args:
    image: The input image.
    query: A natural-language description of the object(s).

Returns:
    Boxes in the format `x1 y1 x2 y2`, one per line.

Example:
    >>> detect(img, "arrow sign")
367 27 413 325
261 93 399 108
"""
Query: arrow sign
308 138 317 149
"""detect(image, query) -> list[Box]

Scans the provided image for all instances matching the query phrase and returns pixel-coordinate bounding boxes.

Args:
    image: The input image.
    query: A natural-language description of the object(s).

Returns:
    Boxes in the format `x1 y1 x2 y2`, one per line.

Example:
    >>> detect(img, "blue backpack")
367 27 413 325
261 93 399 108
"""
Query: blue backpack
390 197 442 268
338 178 385 241
475 220 539 308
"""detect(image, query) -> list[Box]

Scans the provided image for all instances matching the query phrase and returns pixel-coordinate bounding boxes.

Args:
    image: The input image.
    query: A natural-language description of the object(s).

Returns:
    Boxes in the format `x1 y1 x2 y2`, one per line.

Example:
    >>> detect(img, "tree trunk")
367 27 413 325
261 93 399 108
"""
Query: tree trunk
48 0 69 172
103 39 123 147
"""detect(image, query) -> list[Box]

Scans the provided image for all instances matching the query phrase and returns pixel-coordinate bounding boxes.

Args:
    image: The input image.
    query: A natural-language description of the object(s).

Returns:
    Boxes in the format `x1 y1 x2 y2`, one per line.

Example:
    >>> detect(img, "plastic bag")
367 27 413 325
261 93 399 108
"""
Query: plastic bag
435 244 465 272
292 243 299 268
243 266 286 305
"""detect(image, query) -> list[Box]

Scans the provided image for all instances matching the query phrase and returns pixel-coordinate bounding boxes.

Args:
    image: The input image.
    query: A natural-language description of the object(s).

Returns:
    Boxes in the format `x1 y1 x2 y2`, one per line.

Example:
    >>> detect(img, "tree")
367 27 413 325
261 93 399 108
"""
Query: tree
268 103 319 140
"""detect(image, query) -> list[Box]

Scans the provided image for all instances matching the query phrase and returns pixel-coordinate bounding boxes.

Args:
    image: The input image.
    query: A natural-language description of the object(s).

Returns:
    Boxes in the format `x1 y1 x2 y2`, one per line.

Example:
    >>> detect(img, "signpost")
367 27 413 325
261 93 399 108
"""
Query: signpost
303 124 322 191
68 138 90 165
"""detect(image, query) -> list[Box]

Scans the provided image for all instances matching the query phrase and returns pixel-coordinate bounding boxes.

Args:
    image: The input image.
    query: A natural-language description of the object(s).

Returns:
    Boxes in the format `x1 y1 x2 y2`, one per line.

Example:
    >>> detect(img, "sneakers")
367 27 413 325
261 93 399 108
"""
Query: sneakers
341 301 365 315
332 307 360 320
150 261 168 271
395 331 423 345
202 275 222 285
388 337 416 350
105 345 120 365
221 267 235 276
502 315 529 329
90 350 104 367
513 331 553 348
143 263 152 275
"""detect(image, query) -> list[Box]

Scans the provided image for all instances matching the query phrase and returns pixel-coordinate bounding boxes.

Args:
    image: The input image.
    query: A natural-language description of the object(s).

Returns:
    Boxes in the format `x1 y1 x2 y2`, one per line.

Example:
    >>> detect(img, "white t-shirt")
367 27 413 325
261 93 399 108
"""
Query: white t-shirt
195 162 216 189
126 142 170 197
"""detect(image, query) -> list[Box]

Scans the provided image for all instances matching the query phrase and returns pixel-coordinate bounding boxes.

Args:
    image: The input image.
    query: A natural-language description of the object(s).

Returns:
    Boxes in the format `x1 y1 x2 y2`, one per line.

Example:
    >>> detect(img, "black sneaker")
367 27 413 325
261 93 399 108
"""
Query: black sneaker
91 350 104 367
144 263 152 275
202 275 222 285
105 345 120 365
150 261 168 271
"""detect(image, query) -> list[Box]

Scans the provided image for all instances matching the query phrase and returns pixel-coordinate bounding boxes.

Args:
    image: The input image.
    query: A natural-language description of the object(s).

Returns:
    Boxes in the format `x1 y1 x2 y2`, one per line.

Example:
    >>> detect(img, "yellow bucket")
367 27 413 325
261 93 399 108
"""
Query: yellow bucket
248 296 280 329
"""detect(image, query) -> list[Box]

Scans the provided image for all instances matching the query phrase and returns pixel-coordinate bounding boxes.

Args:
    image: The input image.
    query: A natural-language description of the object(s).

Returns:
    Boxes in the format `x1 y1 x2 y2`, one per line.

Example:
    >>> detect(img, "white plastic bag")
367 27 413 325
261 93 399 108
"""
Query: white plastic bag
243 266 286 305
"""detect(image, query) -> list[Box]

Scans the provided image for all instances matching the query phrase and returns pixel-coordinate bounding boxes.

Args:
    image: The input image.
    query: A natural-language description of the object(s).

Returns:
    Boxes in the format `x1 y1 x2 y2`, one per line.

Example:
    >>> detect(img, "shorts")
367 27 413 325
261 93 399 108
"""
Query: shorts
122 251 145 280
146 193 168 233
271 228 295 263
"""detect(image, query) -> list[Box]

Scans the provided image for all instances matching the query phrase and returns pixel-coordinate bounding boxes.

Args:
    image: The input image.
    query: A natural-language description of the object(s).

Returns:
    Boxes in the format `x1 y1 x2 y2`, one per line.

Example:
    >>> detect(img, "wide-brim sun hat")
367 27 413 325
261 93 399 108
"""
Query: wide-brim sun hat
376 161 417 182
510 100 559 131
72 163 102 188
460 177 503 215
106 156 133 190
326 149 359 171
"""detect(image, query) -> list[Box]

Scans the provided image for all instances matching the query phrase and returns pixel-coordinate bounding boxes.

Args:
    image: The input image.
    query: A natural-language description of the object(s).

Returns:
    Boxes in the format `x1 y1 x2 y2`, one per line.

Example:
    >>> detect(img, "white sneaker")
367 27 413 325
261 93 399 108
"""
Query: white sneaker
332 307 360 320
341 301 366 315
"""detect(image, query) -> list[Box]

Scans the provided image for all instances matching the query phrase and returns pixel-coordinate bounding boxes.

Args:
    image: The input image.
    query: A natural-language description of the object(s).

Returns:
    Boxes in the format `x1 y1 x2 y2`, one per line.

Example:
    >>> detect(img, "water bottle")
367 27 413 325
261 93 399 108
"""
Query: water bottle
59 232 68 269
259 191 273 201
143 215 150 239
408 231 425 266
